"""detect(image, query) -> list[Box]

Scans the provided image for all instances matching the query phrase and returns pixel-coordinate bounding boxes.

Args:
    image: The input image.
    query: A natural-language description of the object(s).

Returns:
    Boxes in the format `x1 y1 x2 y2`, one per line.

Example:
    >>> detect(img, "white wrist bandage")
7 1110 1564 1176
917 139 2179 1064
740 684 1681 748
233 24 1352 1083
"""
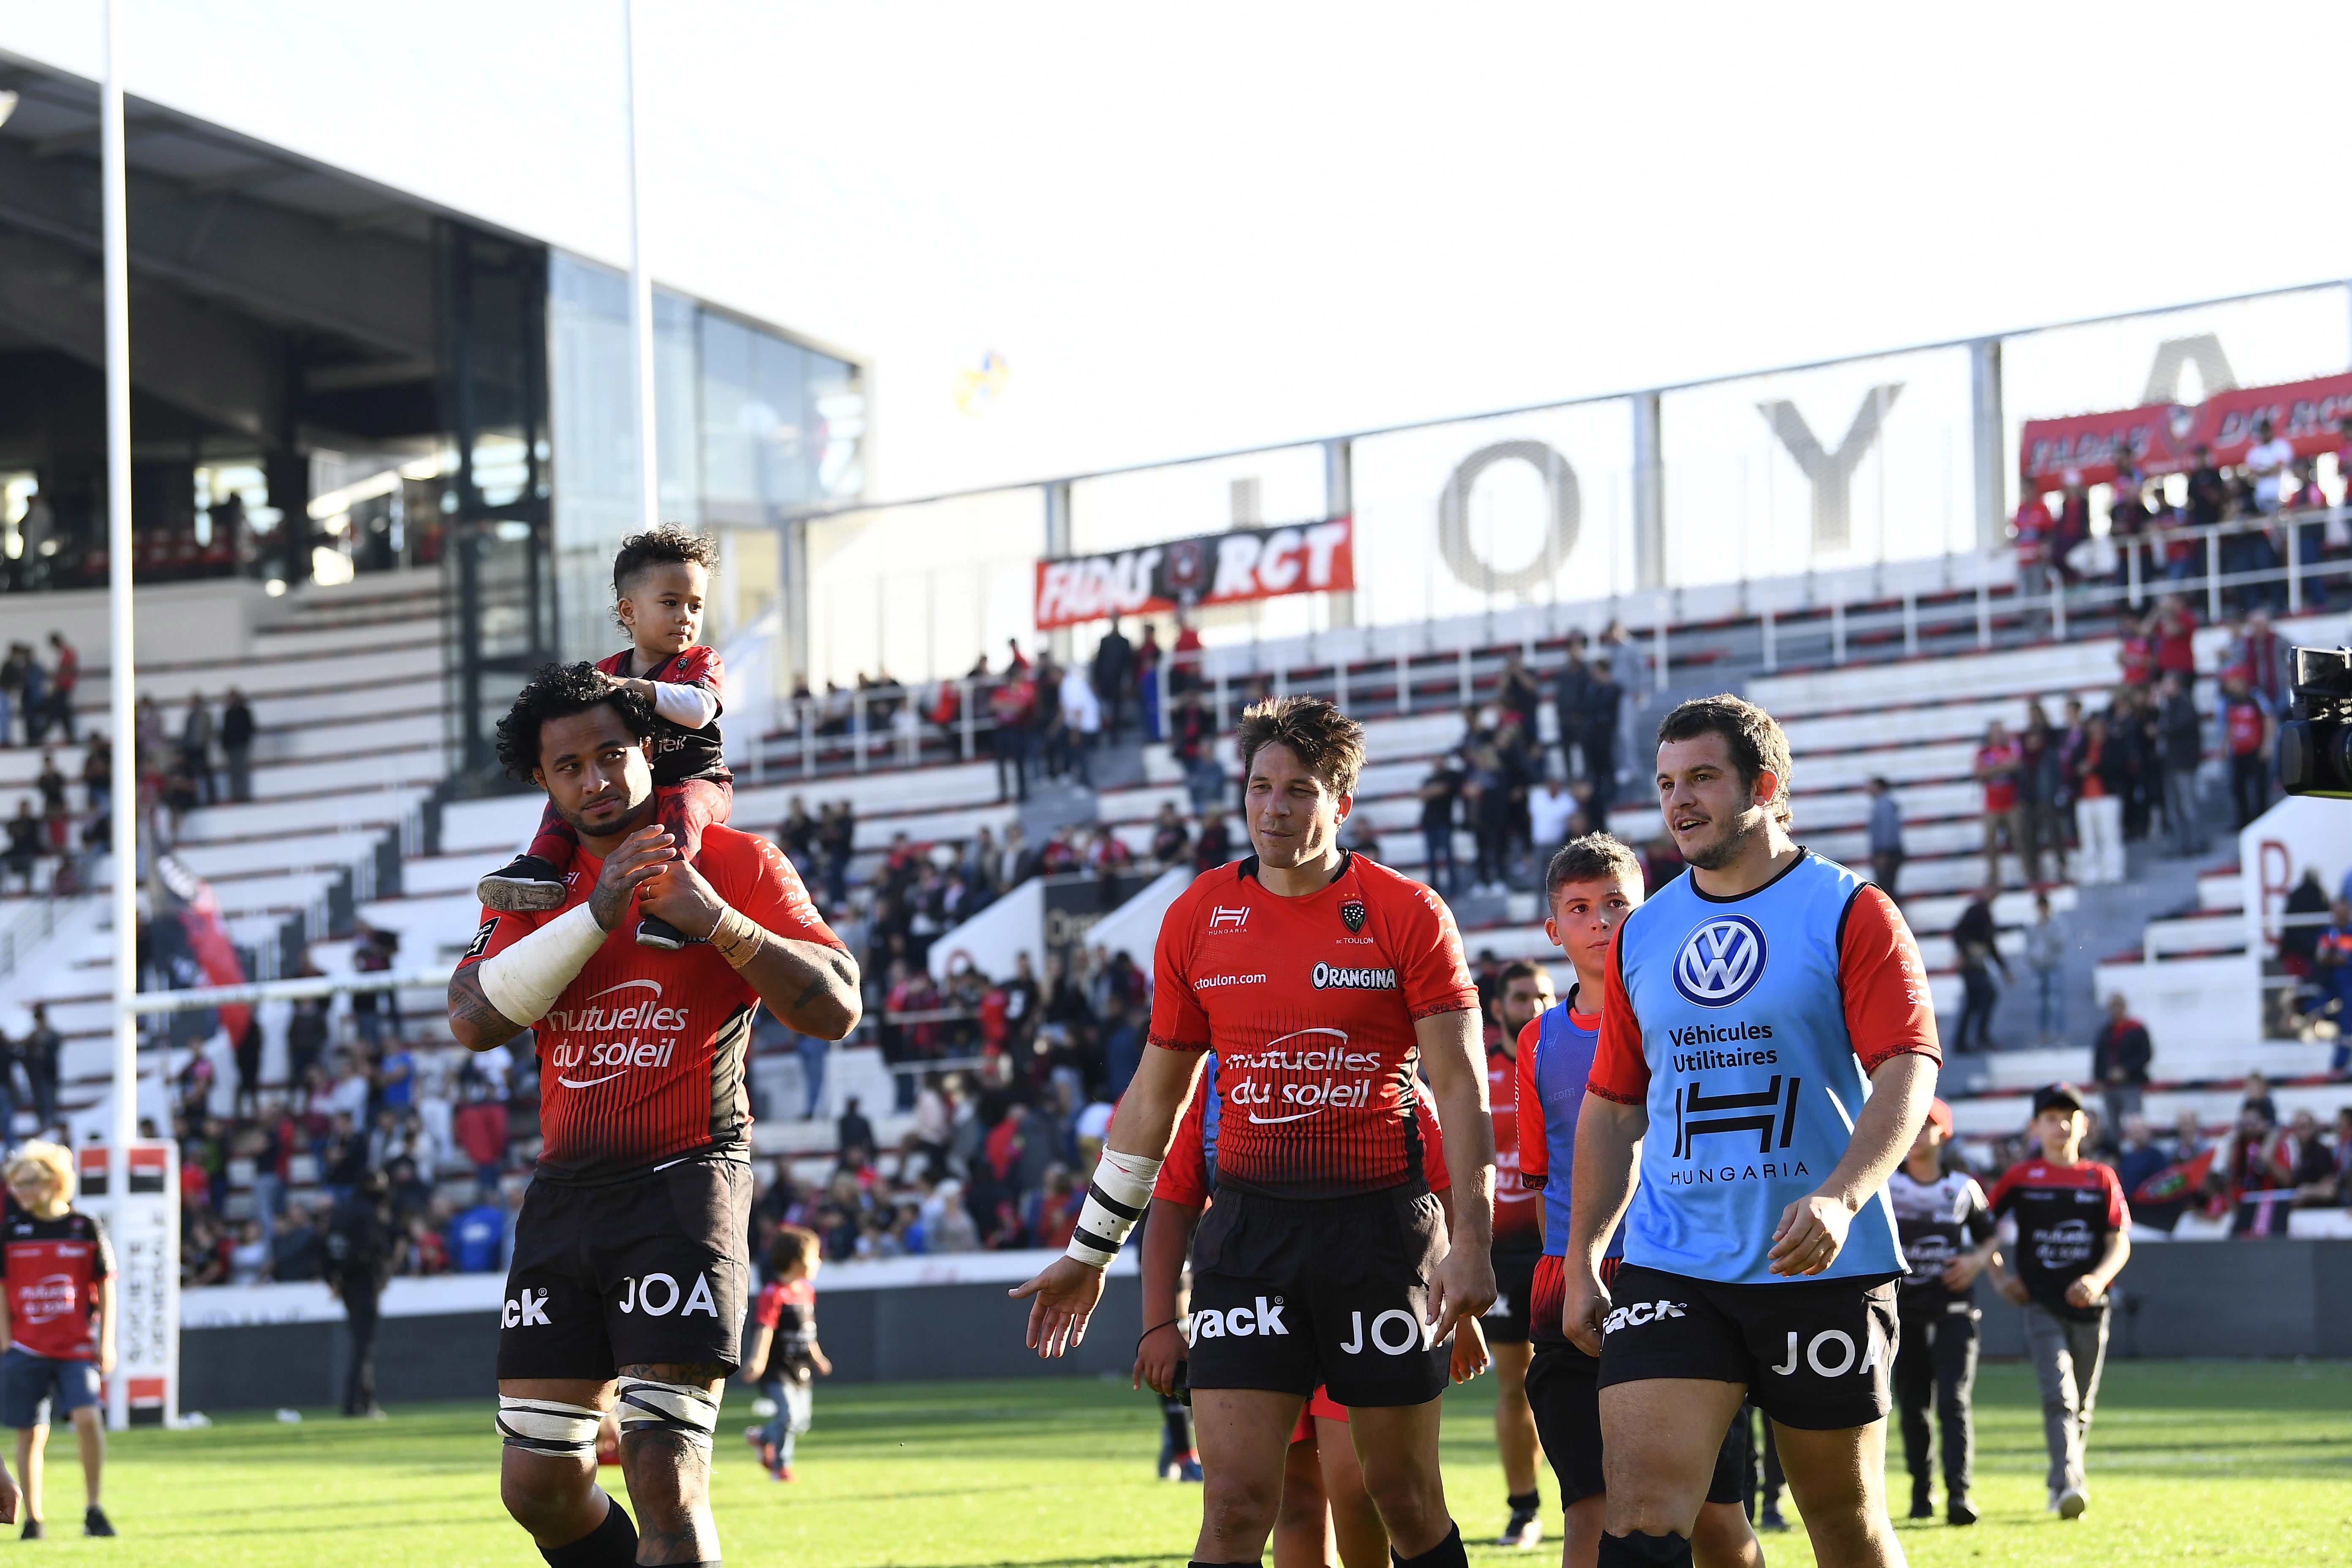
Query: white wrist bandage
1065 1147 1162 1269
477 902 608 1026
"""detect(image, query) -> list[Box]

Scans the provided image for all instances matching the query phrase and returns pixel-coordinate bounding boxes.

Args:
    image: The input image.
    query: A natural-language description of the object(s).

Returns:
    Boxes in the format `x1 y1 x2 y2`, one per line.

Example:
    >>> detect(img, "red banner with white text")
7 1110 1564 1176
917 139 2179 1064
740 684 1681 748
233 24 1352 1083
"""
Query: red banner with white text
2020 370 2352 489
1034 516 1354 630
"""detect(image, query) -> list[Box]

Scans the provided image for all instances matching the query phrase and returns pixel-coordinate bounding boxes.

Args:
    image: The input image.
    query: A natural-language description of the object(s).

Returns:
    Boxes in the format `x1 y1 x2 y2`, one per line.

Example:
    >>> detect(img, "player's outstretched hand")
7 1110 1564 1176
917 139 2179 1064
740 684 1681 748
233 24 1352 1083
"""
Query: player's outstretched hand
0 1462 19 1524
1768 1190 1854 1276
1424 1243 1496 1351
1448 1313 1492 1383
1998 1274 2031 1307
1562 1266 1610 1357
1134 1320 1185 1396
1010 1256 1107 1359
588 825 675 932
637 858 727 939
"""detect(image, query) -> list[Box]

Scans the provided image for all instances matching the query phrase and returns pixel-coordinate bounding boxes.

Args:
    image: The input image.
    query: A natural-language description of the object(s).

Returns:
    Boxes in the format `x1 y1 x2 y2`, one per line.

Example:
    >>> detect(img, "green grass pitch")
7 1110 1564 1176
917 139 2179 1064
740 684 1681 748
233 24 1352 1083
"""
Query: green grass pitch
21 1361 2349 1564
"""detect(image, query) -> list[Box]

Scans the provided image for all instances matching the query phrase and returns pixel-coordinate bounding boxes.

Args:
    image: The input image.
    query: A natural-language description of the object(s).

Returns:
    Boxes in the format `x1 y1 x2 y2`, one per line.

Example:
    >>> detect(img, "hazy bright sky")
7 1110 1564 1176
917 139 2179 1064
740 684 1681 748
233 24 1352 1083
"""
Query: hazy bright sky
11 3 2352 503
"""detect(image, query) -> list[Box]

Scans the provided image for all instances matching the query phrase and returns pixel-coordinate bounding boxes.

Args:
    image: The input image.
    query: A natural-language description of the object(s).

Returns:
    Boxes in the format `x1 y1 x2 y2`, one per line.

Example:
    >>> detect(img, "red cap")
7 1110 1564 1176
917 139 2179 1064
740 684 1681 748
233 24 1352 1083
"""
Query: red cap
1925 1098 1954 1137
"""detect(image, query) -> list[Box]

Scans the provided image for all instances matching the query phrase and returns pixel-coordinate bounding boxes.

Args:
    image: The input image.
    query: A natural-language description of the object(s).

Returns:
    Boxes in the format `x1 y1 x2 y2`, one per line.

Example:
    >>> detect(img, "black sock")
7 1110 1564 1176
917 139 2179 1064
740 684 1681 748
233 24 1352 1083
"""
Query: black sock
1391 1521 1468 1568
1507 1490 1541 1514
1595 1531 1693 1568
540 1498 637 1568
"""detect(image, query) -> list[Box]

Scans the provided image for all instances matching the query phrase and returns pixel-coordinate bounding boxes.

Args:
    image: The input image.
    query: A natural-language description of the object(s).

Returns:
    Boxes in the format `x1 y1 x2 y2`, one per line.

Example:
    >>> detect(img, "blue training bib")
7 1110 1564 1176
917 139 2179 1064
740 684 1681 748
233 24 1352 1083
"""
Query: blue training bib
1614 852 1906 1285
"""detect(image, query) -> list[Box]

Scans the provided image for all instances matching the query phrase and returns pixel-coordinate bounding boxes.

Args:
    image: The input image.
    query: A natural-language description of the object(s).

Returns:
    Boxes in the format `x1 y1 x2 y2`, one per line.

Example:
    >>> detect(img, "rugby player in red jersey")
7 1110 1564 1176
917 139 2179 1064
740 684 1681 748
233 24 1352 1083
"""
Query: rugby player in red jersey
1015 697 1496 1568
1486 959 1554 1549
448 663 861 1568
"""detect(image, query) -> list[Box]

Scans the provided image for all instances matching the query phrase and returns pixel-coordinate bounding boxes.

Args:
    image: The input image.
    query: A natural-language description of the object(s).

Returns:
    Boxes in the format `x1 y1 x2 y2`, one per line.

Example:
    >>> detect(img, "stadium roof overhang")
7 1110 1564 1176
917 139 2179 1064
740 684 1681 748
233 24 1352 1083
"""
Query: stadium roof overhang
0 50 536 460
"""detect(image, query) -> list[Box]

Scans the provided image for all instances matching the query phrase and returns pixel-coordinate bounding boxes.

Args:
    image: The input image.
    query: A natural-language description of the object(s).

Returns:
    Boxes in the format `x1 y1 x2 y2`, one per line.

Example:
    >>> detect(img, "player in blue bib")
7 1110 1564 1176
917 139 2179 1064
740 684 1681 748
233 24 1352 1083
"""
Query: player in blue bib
1564 696 1940 1568
1516 835 1759 1568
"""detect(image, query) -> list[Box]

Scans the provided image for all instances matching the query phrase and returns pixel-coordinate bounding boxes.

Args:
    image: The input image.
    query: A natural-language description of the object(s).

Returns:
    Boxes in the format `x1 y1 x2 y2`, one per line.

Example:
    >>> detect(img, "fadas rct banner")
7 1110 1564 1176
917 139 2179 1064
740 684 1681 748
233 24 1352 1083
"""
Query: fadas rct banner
1033 516 1354 629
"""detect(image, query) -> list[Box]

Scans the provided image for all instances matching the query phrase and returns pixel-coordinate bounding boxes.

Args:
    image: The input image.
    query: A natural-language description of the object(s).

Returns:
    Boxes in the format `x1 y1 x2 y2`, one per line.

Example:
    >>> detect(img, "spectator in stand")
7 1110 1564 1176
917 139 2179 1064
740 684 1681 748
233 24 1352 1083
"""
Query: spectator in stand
2282 1110 2339 1210
1526 771 1579 861
1136 623 1164 740
2013 485 2055 604
1092 615 1135 742
1581 656 1623 811
1057 659 1100 786
1192 808 1232 873
1950 887 2006 1053
2155 672 2206 858
2070 713 2126 886
1417 754 1462 896
2017 700 2063 882
17 650 43 747
2025 891 2067 1048
1866 776 1904 898
990 662 1036 803
2298 899 2352 1059
1169 689 1220 811
1976 719 2030 889
2233 608 2289 714
2151 596 2198 684
17 1007 57 1135
2183 447 2227 582
218 688 256 803
1496 649 1541 738
2053 479 2091 585
179 691 215 807
0 645 21 747
2 802 37 894
44 634 75 742
1148 800 1191 868
452 1079 508 1195
2113 1116 2168 1210
2217 673 2272 830
2219 1102 2293 1238
2090 994 2151 1131
1552 631 1592 786
2113 686 2162 845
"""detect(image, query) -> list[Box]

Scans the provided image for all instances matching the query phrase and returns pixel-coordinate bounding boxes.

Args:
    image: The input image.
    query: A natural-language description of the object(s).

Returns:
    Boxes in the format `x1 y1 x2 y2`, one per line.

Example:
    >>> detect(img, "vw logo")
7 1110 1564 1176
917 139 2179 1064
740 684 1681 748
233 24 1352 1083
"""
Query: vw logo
1671 915 1767 1007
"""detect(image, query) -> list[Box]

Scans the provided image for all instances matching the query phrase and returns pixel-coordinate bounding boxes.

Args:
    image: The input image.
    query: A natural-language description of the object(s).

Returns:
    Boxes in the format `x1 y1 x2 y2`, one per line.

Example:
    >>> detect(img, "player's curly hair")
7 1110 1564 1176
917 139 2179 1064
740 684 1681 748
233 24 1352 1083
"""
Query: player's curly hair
1654 693 1794 828
1236 696 1364 798
493 662 657 782
1542 832 1643 906
612 525 719 602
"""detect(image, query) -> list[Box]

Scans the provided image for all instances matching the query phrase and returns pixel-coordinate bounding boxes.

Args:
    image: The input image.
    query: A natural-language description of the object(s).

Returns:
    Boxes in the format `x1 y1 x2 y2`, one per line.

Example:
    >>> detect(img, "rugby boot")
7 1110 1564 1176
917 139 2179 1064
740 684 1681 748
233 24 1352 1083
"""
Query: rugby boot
20 1519 41 1540
1908 1479 1933 1520
636 913 690 950
84 1507 115 1538
477 854 568 911
1947 1494 1978 1527
1498 1502 1543 1548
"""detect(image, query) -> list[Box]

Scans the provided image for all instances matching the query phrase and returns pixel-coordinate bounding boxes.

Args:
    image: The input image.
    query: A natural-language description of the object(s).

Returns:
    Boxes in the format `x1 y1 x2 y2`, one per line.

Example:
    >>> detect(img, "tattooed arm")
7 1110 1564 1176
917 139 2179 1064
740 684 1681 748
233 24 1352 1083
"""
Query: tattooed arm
446 966 527 1053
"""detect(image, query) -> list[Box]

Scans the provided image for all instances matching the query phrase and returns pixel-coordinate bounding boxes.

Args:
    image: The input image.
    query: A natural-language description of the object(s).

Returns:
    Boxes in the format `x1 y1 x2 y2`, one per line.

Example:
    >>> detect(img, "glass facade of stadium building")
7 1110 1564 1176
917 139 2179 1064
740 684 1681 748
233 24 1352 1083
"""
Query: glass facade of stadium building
0 60 863 783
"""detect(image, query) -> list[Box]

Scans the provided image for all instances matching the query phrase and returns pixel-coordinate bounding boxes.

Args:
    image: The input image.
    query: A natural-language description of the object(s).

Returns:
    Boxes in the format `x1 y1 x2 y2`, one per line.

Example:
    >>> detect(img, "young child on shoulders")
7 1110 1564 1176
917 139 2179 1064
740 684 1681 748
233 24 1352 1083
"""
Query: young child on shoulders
476 526 732 949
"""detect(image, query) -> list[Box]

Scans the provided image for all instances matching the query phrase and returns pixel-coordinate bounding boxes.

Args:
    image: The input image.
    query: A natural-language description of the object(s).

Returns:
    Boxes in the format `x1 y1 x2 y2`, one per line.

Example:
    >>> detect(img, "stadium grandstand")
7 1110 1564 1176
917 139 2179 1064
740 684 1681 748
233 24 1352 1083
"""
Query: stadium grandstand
3 13 2351 1565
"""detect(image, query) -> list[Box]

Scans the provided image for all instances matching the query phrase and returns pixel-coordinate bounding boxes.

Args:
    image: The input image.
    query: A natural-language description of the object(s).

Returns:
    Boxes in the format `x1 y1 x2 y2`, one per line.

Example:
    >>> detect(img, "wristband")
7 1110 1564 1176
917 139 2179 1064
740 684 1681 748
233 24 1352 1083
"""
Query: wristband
476 903 608 1026
710 907 765 971
1065 1147 1162 1269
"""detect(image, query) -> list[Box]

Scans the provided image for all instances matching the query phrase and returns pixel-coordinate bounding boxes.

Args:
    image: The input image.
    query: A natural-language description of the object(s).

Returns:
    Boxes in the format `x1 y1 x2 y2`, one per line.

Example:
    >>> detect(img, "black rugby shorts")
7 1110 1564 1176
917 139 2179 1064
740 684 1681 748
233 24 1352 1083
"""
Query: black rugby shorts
1595 1261 1899 1431
1524 1344 1744 1506
496 1157 752 1382
1484 1246 1539 1346
1186 1184 1448 1408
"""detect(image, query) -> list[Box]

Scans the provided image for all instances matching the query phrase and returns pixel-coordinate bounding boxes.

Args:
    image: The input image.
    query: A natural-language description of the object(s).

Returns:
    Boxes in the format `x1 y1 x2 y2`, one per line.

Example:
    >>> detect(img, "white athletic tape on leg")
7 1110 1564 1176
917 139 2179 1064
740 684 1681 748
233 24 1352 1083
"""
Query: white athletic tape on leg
1065 1146 1162 1269
478 902 608 1025
495 1396 604 1455
615 1377 720 1451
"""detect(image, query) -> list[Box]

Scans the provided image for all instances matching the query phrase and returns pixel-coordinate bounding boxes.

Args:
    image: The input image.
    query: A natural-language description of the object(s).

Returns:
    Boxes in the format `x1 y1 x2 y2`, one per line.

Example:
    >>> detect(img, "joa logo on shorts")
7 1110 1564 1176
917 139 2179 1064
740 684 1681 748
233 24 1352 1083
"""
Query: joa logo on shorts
1671 915 1768 1007
1191 1296 1287 1341
1602 1297 1688 1334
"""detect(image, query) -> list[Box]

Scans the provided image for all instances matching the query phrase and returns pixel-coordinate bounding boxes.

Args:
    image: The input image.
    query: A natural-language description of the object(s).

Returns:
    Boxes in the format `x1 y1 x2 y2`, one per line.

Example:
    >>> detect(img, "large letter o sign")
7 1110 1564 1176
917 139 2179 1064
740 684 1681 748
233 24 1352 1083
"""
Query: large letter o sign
1438 440 1580 593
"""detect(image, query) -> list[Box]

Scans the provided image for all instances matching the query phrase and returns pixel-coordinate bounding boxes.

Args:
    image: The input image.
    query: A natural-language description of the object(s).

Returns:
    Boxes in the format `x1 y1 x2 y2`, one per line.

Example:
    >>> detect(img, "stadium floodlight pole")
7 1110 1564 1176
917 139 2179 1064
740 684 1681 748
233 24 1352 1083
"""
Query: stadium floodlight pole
100 0 140 1434
622 0 659 532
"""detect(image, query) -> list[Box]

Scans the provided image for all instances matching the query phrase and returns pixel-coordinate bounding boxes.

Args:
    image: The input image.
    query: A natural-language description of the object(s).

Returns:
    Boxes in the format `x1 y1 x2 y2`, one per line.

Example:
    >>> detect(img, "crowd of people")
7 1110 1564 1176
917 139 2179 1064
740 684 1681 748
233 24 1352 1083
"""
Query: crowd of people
167 931 531 1292
2012 416 2352 608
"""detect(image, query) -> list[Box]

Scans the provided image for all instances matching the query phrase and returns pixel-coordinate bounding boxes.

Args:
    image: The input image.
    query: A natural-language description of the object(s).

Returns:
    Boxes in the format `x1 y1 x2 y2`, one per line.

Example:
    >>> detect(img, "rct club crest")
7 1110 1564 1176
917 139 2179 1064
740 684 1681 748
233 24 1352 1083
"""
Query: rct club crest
1339 898 1367 932
1671 915 1767 1007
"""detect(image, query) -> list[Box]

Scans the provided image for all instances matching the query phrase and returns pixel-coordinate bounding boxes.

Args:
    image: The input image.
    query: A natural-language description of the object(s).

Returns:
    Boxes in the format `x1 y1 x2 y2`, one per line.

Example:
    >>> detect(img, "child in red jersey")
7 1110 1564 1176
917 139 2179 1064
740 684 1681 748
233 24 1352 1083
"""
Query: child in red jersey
0 1141 107 1538
741 1226 830 1481
477 528 734 950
